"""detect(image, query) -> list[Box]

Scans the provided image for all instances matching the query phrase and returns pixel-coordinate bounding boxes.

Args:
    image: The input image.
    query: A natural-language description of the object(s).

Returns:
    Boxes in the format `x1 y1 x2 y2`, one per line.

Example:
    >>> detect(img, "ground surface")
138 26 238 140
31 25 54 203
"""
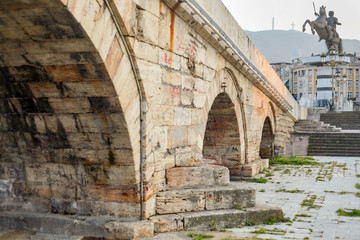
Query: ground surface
147 156 360 240
1 156 360 240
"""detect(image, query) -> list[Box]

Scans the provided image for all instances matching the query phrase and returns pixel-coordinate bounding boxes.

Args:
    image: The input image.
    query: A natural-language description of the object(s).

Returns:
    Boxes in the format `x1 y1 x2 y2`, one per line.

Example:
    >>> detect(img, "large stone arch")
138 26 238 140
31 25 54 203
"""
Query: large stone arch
0 0 146 218
201 68 246 176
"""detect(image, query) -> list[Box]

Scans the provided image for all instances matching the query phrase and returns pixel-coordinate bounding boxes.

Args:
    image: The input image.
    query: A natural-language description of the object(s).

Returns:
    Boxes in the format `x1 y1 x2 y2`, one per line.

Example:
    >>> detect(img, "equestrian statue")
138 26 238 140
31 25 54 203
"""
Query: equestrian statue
302 3 343 53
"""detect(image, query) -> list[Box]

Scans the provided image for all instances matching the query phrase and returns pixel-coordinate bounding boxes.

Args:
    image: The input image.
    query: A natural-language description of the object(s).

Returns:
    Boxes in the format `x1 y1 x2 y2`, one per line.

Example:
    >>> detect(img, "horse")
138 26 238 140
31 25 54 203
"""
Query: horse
302 6 343 53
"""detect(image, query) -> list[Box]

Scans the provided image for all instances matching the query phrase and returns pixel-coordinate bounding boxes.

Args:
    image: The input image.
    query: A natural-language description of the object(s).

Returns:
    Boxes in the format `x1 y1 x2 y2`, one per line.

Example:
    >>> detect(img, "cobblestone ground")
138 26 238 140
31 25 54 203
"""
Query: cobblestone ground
149 156 360 240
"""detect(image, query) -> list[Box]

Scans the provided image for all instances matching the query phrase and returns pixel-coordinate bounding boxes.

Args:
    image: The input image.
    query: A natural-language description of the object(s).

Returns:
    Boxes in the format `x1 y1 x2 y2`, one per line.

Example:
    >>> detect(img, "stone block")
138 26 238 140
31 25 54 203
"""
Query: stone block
175 146 199 167
242 158 269 177
104 220 154 239
136 9 158 45
205 186 255 210
193 91 207 108
174 107 191 126
166 165 229 188
156 189 206 214
150 214 184 233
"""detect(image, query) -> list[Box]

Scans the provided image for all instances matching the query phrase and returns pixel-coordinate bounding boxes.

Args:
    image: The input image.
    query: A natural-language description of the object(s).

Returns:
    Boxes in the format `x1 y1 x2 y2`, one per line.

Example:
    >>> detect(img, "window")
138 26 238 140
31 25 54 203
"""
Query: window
348 92 352 98
308 70 312 76
356 69 359 75
356 92 359 98
356 80 359 87
294 83 298 89
348 69 352 75
348 79 352 87
294 71 298 76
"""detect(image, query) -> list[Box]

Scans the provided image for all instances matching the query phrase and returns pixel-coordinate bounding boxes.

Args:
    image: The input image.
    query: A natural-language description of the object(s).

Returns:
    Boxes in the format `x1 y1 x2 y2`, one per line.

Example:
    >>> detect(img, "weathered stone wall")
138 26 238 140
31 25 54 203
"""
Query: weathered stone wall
0 0 297 220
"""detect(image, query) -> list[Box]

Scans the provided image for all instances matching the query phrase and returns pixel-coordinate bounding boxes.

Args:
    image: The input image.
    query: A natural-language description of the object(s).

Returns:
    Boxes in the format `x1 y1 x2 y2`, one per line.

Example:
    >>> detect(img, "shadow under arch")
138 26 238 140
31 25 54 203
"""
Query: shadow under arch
259 117 274 159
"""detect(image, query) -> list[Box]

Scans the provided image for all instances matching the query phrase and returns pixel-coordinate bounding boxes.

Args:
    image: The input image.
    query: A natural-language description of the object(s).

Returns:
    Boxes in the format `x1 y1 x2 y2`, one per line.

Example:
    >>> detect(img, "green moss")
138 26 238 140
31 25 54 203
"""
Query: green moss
336 208 360 217
276 189 304 193
356 183 360 190
356 192 360 197
188 233 214 240
270 156 318 166
249 177 268 184
295 214 312 218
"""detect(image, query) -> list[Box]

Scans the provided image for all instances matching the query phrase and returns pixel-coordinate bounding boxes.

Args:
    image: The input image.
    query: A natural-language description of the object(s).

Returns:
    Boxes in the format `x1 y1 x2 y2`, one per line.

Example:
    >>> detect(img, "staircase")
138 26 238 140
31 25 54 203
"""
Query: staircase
150 164 283 233
308 132 360 156
293 119 341 133
320 111 360 130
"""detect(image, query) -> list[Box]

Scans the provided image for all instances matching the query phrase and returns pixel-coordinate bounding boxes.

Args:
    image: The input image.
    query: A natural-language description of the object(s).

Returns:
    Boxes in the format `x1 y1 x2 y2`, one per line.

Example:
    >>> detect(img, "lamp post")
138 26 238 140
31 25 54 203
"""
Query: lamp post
320 48 347 111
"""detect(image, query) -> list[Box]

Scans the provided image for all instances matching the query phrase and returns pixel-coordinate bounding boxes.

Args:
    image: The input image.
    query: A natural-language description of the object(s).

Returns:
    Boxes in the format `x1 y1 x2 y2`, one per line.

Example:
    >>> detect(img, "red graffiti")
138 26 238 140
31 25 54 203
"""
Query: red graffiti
169 86 180 98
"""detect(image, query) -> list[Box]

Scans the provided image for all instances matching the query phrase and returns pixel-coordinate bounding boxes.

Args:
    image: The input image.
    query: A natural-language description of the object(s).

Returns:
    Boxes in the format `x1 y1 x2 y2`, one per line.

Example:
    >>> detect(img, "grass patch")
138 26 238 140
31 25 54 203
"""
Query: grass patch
273 167 282 171
275 188 304 193
356 192 360 198
283 169 291 174
221 238 275 240
356 183 360 190
188 233 214 240
336 209 360 217
245 221 256 226
266 172 274 177
234 205 247 211
263 216 291 225
301 195 320 209
249 177 268 184
251 227 286 235
356 174 360 178
270 156 317 166
295 214 312 218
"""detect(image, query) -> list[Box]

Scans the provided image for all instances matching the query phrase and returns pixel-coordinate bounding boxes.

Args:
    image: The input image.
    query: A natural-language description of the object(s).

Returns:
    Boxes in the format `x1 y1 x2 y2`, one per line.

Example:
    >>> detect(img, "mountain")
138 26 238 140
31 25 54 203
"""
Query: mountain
245 30 360 63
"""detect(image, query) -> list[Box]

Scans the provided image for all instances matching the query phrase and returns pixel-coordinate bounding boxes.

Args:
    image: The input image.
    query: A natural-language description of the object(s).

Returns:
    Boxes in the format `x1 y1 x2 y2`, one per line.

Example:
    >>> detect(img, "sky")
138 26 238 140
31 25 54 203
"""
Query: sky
221 0 360 40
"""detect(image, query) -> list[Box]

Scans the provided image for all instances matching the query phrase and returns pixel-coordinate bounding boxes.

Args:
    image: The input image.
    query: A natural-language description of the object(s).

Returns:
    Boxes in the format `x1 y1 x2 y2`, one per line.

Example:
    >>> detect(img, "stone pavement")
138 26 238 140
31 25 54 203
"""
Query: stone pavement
146 156 360 240
2 156 359 240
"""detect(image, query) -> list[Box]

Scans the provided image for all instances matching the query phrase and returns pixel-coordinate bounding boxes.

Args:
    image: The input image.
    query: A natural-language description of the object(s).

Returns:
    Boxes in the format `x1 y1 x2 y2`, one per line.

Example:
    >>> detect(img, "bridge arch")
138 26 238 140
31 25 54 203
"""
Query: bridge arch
0 0 146 218
202 68 246 176
259 115 275 159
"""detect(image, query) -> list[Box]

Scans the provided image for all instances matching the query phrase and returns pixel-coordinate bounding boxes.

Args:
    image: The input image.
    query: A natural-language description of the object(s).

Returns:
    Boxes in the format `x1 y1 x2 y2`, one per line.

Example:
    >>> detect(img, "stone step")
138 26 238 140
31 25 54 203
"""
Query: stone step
308 144 360 149
156 185 255 215
166 165 229 189
308 152 360 157
0 211 154 239
308 150 360 156
30 233 84 240
150 206 283 233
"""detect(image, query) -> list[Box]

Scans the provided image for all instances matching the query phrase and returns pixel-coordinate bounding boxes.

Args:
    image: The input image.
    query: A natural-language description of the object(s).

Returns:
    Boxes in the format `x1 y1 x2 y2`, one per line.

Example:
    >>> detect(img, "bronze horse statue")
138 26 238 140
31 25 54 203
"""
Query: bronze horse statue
302 6 343 53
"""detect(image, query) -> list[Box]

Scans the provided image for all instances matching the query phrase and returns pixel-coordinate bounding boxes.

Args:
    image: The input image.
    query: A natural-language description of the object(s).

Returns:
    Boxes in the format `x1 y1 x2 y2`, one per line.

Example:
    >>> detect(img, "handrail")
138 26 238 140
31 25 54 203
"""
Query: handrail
180 0 293 111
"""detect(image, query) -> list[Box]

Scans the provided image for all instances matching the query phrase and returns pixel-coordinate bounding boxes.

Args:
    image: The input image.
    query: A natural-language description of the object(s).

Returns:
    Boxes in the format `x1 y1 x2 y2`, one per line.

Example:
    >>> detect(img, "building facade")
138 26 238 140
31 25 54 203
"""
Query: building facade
273 54 360 111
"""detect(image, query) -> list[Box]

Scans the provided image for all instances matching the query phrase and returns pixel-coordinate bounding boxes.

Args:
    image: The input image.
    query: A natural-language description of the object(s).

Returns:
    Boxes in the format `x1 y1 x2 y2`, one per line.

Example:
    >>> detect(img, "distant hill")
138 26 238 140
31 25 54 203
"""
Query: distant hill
245 30 360 63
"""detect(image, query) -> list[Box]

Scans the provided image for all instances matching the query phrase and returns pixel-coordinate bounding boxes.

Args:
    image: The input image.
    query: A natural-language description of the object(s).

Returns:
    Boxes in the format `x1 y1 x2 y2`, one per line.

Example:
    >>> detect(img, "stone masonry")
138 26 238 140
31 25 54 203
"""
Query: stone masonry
0 0 299 233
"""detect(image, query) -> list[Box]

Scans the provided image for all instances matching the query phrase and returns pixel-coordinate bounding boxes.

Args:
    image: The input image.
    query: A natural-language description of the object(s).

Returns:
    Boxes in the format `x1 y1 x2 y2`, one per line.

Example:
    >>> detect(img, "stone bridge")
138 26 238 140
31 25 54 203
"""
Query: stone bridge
0 0 301 231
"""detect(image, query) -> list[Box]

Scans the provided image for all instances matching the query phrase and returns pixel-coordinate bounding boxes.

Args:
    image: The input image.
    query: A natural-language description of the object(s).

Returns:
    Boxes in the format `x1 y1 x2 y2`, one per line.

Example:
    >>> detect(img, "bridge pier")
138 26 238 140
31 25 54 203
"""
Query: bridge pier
0 0 298 238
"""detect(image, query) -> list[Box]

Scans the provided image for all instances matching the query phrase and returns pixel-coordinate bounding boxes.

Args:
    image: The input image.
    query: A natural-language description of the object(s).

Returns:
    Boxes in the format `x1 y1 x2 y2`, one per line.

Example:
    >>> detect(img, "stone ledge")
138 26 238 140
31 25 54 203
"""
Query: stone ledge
0 211 154 239
150 206 283 233
156 185 255 215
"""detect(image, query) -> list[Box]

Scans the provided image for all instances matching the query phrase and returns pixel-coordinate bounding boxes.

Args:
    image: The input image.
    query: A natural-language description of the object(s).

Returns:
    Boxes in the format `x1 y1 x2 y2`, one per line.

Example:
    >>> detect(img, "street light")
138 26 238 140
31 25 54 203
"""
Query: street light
320 47 347 112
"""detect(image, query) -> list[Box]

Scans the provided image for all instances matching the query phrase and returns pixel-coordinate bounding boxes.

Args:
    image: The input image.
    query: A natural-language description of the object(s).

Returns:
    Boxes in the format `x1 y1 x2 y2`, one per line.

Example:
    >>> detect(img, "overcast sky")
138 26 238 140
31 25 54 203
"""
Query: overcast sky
221 0 360 40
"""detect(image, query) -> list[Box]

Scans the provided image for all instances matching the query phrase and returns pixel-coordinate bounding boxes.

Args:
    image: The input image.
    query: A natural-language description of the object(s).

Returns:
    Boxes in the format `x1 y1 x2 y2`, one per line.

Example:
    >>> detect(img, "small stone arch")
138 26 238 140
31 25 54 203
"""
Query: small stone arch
259 116 274 159
201 68 246 176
